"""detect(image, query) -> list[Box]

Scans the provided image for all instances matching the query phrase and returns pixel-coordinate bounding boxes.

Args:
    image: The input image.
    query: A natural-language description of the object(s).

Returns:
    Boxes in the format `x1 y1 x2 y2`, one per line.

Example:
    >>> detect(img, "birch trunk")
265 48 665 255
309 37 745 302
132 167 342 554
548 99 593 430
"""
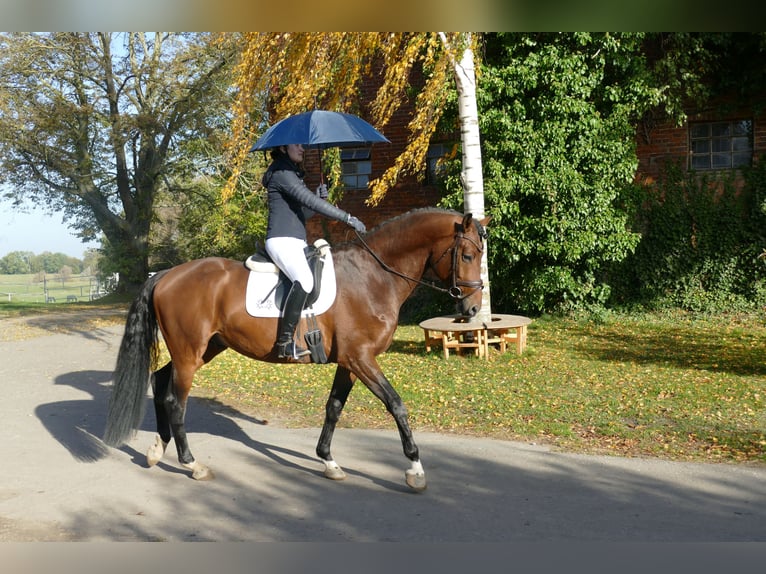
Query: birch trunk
450 36 492 323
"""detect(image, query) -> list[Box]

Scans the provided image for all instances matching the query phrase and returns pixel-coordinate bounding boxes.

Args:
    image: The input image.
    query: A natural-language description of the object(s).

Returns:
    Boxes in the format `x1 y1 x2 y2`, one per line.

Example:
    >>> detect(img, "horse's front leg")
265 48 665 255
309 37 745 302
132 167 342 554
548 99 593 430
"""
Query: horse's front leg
316 366 355 481
352 359 426 491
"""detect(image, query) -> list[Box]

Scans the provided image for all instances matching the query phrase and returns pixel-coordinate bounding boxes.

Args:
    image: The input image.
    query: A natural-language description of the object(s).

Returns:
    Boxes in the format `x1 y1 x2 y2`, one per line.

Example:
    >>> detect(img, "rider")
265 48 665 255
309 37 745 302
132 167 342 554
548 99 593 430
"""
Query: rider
262 143 366 359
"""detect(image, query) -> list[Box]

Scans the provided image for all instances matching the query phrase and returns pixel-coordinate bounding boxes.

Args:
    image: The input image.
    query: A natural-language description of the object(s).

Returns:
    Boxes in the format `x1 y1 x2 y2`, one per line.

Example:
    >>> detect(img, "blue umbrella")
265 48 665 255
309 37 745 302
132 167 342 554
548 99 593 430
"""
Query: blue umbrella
249 110 390 151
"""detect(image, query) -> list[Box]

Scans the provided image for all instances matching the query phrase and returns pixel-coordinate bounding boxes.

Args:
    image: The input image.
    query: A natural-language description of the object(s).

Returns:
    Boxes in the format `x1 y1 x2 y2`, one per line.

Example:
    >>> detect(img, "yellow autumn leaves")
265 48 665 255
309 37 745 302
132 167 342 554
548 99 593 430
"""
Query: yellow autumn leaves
221 32 477 205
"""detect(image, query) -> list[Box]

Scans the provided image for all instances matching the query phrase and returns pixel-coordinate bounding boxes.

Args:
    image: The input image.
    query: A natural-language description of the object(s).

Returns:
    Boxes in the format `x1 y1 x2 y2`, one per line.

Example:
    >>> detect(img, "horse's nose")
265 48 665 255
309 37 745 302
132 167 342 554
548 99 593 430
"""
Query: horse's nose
458 301 479 317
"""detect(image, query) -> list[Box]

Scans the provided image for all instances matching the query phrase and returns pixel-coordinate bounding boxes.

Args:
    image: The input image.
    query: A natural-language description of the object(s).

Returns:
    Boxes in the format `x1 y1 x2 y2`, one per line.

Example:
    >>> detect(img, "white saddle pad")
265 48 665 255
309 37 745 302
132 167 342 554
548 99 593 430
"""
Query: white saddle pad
244 240 336 317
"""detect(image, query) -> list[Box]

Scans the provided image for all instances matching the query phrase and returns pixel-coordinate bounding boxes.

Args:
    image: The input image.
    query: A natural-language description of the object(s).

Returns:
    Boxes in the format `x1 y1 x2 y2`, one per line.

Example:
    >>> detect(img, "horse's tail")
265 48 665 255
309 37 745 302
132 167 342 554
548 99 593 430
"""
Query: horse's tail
103 270 169 447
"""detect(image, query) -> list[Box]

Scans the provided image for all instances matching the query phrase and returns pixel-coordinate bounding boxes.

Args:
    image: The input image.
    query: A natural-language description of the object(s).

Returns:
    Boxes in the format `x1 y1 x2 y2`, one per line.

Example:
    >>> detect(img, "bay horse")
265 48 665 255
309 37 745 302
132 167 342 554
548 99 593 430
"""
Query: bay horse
103 208 488 491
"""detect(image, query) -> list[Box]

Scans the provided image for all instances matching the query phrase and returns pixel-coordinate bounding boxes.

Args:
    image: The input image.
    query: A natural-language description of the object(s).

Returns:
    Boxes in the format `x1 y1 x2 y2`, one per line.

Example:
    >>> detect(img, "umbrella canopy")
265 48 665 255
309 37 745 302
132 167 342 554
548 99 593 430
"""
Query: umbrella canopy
250 110 390 151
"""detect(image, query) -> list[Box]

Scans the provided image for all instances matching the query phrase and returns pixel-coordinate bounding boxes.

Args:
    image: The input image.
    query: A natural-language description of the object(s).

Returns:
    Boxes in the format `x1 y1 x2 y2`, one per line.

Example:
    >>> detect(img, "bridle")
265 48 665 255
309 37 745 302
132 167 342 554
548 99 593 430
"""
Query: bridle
354 228 484 301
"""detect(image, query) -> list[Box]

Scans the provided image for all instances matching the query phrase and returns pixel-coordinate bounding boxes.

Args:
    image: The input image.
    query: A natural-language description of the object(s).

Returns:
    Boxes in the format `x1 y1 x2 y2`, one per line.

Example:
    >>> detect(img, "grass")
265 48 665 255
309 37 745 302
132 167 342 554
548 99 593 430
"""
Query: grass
4 298 765 464
185 309 766 464
0 272 103 305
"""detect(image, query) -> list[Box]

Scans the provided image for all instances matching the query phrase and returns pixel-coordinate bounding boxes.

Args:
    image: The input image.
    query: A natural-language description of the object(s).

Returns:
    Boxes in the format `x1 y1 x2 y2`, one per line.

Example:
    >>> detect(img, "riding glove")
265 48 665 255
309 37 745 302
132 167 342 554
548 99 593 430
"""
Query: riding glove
346 215 366 233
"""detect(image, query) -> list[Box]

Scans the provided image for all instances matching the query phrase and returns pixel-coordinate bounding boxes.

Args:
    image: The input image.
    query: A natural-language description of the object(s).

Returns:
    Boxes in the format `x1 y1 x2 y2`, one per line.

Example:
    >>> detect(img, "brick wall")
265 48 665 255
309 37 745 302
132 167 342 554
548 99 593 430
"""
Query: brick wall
303 63 444 245
635 119 689 183
636 100 766 184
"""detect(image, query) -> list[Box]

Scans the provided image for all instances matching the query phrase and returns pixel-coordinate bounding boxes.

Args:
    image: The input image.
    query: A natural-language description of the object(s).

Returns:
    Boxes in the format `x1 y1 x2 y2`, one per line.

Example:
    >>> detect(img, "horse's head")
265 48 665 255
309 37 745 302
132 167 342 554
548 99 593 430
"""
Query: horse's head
431 212 490 318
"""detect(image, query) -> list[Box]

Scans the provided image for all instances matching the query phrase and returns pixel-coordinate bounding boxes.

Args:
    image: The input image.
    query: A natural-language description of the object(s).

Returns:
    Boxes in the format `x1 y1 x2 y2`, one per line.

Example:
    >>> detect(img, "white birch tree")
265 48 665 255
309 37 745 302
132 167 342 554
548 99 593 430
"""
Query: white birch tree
439 32 492 322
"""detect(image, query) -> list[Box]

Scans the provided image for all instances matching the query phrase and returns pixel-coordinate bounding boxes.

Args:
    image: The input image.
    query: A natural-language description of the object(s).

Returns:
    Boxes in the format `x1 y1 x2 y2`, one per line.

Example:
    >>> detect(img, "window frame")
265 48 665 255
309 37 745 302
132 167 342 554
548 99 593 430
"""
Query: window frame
340 148 372 190
689 119 753 171
426 142 453 185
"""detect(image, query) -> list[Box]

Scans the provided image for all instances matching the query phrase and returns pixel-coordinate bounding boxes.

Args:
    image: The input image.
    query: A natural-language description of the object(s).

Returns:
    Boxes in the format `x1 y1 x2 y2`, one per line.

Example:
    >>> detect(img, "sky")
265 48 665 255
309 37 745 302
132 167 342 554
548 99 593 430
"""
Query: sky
0 203 98 259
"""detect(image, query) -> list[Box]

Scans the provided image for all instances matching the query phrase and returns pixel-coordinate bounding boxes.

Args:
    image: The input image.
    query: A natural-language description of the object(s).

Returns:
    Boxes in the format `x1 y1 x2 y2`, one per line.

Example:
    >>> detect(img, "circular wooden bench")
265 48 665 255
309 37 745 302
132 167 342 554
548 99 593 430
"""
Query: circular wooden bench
419 314 531 359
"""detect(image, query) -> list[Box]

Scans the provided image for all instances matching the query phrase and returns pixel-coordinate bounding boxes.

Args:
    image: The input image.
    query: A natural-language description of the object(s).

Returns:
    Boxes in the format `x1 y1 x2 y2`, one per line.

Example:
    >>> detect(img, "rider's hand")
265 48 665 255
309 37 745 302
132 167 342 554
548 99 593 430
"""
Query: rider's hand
316 183 329 199
346 215 366 233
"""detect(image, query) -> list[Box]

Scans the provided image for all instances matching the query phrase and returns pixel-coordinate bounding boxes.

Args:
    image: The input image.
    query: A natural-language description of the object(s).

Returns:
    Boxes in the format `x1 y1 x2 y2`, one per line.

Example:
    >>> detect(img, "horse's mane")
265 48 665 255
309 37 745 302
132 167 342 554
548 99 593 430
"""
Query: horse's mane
369 207 462 234
332 207 463 249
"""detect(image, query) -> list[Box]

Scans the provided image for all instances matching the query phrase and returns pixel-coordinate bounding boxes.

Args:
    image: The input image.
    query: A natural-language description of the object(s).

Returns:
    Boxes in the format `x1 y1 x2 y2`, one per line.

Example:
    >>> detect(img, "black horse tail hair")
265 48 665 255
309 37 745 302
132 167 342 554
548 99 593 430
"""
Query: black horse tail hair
103 270 169 447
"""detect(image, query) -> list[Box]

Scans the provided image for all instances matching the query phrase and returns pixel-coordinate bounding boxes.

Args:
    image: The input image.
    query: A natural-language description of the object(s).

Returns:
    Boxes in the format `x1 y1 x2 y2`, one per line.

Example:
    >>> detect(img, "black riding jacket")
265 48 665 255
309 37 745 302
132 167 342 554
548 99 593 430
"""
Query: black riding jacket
264 155 350 241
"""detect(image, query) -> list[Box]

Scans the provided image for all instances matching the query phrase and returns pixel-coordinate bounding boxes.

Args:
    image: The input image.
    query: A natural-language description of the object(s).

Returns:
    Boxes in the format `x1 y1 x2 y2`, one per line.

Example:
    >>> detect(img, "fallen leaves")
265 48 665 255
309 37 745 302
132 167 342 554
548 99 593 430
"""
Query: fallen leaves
189 311 766 463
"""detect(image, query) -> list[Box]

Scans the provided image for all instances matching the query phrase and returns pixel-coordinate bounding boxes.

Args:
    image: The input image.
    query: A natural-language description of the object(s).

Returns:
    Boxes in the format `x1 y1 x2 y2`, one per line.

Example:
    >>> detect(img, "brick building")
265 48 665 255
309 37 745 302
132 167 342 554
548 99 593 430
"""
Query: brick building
635 98 765 185
303 61 766 248
303 68 446 245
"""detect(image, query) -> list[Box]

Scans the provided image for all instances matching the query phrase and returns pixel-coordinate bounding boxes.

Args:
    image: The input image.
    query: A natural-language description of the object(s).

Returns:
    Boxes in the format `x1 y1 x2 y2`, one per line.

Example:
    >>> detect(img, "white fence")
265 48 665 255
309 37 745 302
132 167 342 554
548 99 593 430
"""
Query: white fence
0 274 111 304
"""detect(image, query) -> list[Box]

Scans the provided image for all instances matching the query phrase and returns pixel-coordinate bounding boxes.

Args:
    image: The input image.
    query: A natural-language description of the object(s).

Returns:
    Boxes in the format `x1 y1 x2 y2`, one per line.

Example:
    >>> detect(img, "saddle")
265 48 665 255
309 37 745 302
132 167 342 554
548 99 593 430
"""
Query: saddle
243 239 335 364
244 239 328 309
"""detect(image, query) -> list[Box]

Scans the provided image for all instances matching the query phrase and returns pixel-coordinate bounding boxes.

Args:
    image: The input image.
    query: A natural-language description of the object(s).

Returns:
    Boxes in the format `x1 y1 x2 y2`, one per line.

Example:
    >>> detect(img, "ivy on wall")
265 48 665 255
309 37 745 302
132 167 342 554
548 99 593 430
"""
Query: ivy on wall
610 158 766 313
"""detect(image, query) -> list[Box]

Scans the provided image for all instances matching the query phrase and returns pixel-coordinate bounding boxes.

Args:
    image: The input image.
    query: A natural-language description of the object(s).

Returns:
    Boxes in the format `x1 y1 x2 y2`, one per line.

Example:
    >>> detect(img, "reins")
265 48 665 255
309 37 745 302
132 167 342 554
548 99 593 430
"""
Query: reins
353 227 484 301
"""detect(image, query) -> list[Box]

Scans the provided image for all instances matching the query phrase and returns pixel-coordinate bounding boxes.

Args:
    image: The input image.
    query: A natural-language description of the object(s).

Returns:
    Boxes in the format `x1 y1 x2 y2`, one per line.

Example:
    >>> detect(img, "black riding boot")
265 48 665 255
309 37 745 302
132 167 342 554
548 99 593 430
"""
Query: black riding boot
276 282 310 359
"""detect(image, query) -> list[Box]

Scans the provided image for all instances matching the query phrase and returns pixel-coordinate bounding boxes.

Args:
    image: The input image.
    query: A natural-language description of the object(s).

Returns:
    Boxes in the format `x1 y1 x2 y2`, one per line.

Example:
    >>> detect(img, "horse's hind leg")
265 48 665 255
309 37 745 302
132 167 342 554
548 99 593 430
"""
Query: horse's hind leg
147 362 173 467
316 366 355 480
165 363 214 480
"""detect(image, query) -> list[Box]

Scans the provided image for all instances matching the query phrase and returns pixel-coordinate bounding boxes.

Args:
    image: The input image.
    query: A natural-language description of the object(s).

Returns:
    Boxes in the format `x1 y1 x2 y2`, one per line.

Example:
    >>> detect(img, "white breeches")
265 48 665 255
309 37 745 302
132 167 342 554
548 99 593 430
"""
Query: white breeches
265 236 314 292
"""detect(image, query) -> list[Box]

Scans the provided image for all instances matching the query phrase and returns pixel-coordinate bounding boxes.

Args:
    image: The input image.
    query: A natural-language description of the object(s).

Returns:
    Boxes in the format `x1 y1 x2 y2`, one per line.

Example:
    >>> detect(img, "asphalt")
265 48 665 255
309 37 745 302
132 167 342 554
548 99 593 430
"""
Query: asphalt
1 315 765 542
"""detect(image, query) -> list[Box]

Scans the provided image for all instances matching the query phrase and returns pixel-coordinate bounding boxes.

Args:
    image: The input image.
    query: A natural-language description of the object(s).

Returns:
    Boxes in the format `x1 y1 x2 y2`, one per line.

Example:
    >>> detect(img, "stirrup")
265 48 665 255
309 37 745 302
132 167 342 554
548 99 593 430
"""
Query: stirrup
277 340 310 360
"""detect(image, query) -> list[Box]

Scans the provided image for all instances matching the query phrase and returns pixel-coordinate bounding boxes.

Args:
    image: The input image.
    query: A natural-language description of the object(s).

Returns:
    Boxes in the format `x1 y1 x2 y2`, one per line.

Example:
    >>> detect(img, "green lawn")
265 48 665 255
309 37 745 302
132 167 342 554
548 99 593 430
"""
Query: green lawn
186 310 766 464
0 273 100 305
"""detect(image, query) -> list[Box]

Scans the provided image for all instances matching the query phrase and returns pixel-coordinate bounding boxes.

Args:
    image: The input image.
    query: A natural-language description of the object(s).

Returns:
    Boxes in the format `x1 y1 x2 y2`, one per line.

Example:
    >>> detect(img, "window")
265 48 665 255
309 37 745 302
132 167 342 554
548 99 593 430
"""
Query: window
426 143 452 185
340 148 371 190
689 120 752 170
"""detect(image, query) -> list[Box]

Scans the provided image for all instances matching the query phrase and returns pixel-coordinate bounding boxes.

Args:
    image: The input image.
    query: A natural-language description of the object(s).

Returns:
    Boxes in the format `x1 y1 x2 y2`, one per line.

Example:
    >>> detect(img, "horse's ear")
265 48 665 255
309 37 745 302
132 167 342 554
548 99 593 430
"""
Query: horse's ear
459 213 473 232
460 213 491 237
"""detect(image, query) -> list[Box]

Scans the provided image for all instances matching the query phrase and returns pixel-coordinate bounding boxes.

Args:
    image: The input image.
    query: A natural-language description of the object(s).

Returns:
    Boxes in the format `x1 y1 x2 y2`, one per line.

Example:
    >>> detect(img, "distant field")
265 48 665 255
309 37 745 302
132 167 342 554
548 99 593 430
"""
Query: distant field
0 273 107 304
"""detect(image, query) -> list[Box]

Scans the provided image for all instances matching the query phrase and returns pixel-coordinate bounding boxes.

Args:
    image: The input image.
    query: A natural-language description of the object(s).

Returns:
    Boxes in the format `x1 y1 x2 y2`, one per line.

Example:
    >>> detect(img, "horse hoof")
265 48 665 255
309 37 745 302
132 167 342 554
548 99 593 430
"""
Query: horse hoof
183 461 215 481
405 469 427 491
322 460 346 481
192 464 215 481
146 435 167 467
324 467 347 481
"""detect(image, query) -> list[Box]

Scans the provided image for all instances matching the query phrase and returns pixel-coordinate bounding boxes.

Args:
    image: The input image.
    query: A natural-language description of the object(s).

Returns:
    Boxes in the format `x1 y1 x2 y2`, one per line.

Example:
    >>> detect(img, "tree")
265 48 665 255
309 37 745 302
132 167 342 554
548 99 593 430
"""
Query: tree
440 33 680 313
437 32 491 321
0 251 32 274
81 247 101 275
0 33 233 292
226 32 493 318
59 264 73 285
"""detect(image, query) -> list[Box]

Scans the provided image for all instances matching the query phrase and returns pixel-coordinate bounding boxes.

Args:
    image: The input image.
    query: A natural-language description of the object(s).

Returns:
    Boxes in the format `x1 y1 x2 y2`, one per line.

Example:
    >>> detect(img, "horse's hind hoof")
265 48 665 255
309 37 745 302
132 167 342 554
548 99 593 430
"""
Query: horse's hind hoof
405 469 427 491
322 460 347 481
146 435 168 467
192 466 215 481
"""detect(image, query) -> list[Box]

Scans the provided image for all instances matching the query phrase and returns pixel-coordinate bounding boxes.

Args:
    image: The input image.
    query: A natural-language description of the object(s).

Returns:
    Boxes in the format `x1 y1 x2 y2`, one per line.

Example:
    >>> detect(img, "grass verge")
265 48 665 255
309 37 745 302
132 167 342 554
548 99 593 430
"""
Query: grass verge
188 310 766 464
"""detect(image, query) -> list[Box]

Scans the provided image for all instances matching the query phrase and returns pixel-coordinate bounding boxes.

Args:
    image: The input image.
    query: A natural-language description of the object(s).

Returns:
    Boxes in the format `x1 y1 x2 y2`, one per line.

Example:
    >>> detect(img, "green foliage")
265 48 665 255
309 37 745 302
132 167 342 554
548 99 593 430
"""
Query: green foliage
174 179 268 263
437 33 766 315
611 160 766 313
0 250 83 274
0 251 32 274
443 33 654 314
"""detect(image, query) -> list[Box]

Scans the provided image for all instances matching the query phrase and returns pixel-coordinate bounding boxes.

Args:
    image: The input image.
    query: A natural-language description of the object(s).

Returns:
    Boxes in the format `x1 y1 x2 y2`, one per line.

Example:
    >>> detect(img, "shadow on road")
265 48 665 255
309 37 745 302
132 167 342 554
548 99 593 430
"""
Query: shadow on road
35 366 766 541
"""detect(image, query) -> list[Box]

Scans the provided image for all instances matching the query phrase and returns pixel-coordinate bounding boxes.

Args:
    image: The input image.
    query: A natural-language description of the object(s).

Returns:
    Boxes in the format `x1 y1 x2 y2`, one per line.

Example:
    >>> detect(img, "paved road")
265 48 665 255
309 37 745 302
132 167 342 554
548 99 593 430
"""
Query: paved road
1 315 765 541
